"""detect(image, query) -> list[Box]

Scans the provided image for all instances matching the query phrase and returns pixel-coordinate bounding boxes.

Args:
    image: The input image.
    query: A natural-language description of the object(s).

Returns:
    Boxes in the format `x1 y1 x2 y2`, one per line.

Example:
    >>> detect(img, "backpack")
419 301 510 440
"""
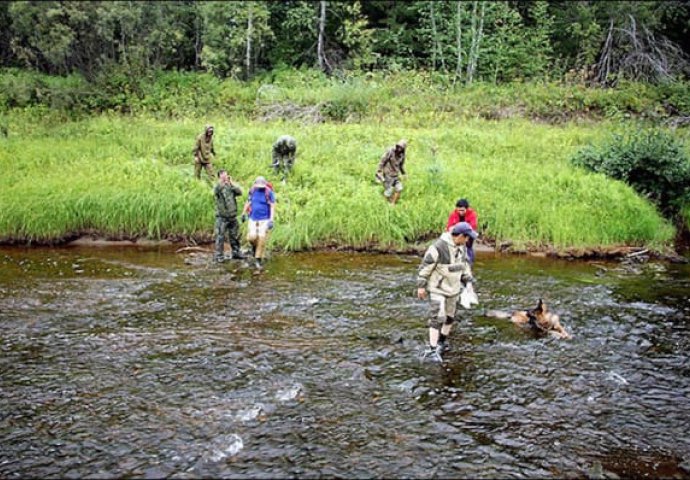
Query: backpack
245 182 274 215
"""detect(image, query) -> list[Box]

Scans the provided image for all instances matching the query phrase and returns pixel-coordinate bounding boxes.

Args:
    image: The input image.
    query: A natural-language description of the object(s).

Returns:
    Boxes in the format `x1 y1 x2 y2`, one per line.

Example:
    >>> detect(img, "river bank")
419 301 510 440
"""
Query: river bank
0 115 681 254
7 233 682 264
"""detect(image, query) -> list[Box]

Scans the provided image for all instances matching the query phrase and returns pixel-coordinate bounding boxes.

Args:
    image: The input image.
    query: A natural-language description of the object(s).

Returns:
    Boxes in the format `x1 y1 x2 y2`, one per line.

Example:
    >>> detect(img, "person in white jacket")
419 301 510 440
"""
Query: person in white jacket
416 222 477 361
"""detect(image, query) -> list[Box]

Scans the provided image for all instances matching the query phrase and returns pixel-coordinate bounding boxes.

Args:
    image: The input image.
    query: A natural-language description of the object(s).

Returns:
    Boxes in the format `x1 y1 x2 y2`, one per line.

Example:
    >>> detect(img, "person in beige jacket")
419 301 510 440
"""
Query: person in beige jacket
417 222 477 362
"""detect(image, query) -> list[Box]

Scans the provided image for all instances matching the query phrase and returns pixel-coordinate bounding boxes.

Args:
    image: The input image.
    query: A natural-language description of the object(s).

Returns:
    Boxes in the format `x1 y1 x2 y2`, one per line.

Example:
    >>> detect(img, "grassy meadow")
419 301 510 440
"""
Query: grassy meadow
0 105 681 253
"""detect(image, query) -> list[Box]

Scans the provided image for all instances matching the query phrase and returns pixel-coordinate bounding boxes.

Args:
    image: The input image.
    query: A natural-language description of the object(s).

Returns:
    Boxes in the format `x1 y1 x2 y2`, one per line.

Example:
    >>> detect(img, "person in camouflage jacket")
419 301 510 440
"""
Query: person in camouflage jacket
194 125 216 181
272 135 297 182
213 169 244 262
376 139 407 205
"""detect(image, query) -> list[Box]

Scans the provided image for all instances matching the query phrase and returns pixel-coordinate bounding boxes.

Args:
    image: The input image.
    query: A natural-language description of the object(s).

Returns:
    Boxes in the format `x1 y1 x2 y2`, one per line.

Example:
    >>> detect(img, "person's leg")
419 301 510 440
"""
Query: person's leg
213 217 227 261
439 293 460 350
254 220 270 260
287 150 295 172
194 160 202 179
280 159 287 182
204 162 215 182
247 220 259 257
422 293 447 361
228 216 243 258
390 179 403 204
383 177 394 201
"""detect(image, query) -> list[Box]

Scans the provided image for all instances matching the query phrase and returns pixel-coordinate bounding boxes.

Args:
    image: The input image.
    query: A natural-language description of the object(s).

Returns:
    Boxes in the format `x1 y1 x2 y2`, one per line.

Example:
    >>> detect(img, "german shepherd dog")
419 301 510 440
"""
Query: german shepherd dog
485 299 572 339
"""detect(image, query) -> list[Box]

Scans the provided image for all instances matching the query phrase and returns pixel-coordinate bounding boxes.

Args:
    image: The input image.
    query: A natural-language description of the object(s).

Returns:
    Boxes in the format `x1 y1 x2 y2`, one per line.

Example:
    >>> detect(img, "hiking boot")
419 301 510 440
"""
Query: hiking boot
213 255 226 263
434 344 444 361
231 251 246 260
420 344 443 362
254 258 263 270
438 338 451 353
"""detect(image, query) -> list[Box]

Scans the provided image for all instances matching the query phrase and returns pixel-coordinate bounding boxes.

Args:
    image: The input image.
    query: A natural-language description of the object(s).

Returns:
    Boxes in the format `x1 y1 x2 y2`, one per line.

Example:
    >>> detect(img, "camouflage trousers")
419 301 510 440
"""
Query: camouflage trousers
214 215 241 259
427 292 461 330
195 160 215 181
272 152 295 179
383 175 403 197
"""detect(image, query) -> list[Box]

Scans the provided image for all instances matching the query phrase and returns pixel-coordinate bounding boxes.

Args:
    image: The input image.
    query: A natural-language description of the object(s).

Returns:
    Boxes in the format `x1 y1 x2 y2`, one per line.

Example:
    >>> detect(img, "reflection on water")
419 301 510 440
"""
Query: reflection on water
1 247 689 479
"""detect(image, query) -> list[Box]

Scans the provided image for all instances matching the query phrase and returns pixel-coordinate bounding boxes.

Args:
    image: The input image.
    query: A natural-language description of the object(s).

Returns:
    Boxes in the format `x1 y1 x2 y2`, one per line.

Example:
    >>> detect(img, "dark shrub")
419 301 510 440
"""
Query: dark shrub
571 129 690 218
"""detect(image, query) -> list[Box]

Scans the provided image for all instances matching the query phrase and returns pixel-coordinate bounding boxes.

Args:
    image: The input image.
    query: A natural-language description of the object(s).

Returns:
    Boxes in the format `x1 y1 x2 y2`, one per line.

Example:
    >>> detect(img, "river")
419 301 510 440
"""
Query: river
1 246 689 478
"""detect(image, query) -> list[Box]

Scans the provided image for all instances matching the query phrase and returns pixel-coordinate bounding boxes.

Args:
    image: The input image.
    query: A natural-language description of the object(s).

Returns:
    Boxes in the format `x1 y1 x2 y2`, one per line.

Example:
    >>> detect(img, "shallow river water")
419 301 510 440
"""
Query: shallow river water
1 246 689 479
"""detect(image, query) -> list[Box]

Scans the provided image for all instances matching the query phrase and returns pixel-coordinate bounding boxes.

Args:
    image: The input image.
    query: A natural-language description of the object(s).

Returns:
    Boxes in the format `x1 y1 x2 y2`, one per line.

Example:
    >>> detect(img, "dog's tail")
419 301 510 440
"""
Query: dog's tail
484 309 512 320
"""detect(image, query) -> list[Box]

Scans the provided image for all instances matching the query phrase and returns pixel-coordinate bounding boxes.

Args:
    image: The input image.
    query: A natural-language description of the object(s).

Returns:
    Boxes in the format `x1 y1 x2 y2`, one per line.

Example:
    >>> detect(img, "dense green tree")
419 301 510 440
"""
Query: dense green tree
0 0 687 83
200 1 272 78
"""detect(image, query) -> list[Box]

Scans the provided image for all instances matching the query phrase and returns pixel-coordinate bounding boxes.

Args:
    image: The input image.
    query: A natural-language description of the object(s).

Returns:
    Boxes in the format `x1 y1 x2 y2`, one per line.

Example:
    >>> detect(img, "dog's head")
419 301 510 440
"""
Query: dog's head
527 298 549 329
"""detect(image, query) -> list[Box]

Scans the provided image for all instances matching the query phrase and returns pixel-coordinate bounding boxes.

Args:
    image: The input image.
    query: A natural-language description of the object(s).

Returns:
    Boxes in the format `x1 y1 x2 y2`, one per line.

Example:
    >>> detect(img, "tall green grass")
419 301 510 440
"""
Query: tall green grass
0 112 677 251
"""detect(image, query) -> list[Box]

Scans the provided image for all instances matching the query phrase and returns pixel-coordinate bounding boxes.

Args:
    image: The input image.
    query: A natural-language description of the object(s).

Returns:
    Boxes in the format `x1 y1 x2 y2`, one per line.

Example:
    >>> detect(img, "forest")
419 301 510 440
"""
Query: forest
1 1 689 86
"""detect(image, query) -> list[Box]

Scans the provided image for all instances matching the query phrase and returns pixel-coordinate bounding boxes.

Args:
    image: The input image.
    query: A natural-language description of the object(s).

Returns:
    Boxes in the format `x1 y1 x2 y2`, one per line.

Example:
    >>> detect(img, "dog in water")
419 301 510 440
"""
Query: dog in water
485 298 572 339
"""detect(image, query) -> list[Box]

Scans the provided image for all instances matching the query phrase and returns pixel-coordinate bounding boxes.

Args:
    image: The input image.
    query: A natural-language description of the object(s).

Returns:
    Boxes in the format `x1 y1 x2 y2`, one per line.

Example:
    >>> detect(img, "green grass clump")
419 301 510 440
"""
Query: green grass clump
0 112 678 251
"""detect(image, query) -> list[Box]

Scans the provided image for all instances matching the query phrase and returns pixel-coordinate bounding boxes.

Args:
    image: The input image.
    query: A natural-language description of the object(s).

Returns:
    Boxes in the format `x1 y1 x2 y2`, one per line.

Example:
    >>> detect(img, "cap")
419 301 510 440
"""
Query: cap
253 176 267 188
451 222 478 239
396 139 407 149
205 124 214 132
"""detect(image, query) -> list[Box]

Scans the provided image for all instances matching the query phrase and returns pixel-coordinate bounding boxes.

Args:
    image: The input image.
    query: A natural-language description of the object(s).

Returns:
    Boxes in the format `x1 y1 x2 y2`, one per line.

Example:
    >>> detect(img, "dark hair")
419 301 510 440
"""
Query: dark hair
456 198 469 208
217 169 227 177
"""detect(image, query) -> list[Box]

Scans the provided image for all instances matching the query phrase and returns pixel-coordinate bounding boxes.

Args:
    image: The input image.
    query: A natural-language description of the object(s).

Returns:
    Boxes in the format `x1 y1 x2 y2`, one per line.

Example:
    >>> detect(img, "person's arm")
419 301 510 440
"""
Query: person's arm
460 259 474 286
446 211 458 232
272 146 280 167
241 192 251 217
193 137 201 160
230 180 243 197
269 191 276 221
210 138 216 156
416 245 439 299
399 152 406 175
467 208 478 230
377 149 390 173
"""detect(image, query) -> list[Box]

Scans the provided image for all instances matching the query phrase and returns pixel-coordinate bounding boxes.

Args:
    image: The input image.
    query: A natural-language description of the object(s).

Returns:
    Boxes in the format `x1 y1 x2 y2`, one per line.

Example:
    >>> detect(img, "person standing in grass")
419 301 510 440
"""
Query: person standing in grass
376 139 407 205
213 169 245 263
194 124 216 180
417 222 477 362
272 135 297 182
241 176 276 270
446 198 479 265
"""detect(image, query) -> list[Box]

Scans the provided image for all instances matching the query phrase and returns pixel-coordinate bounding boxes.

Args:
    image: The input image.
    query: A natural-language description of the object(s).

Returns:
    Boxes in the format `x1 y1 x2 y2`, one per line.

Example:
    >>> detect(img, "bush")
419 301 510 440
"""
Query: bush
570 129 690 218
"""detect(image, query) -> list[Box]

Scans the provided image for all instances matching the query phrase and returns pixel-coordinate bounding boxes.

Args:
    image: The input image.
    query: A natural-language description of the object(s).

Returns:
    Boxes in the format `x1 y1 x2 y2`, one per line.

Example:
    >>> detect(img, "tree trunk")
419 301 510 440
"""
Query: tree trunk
466 1 477 83
245 4 254 78
317 0 330 73
594 19 615 86
429 1 437 70
194 3 202 69
466 0 485 85
454 1 463 83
